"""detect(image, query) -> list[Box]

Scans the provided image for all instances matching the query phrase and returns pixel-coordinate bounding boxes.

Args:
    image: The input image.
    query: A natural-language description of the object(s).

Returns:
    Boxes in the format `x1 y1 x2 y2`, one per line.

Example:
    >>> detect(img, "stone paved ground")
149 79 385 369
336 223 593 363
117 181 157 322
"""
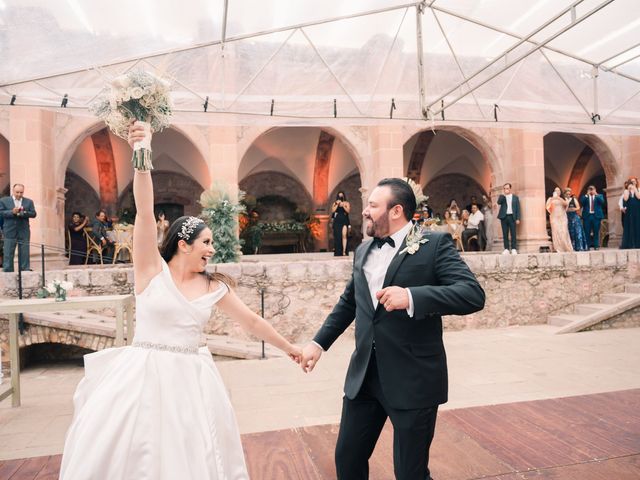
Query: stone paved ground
1 325 640 461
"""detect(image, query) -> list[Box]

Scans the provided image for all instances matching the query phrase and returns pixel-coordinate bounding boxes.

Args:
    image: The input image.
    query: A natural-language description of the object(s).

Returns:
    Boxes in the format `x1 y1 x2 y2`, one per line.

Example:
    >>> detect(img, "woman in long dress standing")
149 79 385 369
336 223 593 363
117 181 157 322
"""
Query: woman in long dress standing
331 191 351 256
481 194 494 251
59 123 302 480
564 187 588 251
621 182 640 249
546 186 574 253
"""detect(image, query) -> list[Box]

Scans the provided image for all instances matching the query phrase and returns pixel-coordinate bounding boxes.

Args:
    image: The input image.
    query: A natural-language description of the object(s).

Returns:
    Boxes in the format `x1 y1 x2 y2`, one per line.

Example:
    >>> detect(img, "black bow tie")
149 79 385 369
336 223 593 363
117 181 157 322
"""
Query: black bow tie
372 236 395 249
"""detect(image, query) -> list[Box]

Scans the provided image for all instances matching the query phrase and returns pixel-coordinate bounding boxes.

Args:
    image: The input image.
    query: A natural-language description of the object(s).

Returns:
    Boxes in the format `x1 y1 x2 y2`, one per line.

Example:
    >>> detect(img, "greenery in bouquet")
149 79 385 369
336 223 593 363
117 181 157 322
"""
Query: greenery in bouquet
200 182 246 263
90 70 173 171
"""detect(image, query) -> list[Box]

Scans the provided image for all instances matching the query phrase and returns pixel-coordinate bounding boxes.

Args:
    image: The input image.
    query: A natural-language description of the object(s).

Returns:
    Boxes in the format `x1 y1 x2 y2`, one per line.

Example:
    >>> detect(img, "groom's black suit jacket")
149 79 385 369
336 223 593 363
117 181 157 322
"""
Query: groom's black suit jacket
314 231 485 410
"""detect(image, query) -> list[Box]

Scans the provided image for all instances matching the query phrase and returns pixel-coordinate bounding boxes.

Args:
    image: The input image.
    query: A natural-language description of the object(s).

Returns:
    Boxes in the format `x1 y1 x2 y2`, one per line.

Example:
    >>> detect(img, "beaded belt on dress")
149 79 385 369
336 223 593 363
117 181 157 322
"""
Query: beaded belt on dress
132 341 199 354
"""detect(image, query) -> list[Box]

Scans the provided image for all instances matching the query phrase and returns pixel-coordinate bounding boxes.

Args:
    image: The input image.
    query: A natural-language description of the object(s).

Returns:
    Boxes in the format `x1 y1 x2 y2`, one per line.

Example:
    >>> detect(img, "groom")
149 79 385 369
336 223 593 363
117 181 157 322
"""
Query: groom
301 178 485 480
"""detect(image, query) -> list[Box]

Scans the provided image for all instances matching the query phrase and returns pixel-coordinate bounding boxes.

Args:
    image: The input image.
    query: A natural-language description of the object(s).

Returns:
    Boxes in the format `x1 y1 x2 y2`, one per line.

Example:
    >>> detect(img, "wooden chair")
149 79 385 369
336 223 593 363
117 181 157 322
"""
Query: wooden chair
112 224 133 263
83 227 104 265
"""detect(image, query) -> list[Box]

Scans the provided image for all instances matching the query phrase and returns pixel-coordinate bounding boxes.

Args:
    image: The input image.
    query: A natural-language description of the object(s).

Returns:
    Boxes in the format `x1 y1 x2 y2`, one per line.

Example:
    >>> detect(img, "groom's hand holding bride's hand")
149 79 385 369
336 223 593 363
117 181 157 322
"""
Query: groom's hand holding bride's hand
376 286 409 312
300 343 323 373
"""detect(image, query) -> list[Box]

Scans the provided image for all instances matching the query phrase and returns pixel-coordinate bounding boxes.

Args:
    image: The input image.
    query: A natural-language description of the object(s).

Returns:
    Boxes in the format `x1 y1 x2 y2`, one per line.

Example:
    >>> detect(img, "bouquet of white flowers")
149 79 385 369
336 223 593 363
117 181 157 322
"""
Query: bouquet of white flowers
45 279 74 302
90 70 173 171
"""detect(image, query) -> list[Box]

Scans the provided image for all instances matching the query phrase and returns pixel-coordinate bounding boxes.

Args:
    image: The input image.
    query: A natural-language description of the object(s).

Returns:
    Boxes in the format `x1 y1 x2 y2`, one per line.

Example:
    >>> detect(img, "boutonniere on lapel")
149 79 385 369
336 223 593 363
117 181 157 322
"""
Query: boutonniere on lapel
399 223 428 255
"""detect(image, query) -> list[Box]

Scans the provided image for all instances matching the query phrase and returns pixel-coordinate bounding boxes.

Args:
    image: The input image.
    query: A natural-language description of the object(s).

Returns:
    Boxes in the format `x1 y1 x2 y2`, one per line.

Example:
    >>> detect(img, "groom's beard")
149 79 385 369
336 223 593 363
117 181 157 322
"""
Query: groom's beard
365 212 390 238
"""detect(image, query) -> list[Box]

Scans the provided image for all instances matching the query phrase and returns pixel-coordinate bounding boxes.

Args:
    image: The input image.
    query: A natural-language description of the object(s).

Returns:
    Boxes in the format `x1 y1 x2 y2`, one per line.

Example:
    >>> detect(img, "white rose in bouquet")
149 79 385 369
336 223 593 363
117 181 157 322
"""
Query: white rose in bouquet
90 70 173 171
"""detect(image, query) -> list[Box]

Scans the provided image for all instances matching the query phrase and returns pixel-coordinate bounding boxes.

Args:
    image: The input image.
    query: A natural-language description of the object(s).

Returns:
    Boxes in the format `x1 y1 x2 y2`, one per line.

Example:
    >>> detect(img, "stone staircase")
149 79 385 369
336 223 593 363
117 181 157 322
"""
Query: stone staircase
548 284 640 334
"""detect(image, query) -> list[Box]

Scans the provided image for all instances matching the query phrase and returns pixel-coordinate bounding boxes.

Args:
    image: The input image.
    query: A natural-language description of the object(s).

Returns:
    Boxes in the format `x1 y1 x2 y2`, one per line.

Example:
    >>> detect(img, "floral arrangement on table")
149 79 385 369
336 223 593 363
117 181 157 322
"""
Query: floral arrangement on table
38 279 74 302
90 70 173 171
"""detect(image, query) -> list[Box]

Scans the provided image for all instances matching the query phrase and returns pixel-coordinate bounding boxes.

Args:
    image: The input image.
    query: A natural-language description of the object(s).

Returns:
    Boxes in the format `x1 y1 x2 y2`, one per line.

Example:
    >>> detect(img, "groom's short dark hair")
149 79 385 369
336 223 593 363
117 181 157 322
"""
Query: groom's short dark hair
377 178 416 221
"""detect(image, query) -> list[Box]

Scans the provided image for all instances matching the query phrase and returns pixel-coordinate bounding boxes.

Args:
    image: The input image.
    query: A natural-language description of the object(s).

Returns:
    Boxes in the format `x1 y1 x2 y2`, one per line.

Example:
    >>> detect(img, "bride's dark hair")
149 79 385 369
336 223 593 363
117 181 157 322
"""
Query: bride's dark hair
160 216 235 288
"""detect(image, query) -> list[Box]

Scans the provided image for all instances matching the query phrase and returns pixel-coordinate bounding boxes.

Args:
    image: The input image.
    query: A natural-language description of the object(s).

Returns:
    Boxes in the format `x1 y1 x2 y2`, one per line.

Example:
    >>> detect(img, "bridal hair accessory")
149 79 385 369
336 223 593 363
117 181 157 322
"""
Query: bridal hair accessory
177 217 204 241
402 177 428 205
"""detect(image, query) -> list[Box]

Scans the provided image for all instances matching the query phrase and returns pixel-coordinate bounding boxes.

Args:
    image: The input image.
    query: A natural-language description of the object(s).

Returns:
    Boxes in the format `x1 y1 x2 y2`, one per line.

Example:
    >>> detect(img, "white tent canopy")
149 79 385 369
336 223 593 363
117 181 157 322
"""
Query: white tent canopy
1 0 639 131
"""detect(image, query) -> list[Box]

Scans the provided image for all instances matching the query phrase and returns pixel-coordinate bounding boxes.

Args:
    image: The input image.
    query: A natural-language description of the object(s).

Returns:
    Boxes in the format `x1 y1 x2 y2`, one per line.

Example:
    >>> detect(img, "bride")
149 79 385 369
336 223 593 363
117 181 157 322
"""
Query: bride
59 122 302 479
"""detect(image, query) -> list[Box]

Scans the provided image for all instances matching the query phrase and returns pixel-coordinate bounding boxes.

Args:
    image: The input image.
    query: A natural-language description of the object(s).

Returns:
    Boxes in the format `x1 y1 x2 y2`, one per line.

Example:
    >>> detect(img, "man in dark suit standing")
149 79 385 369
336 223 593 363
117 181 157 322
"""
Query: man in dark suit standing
0 184 37 272
90 210 115 263
301 178 485 480
579 185 605 250
496 182 521 254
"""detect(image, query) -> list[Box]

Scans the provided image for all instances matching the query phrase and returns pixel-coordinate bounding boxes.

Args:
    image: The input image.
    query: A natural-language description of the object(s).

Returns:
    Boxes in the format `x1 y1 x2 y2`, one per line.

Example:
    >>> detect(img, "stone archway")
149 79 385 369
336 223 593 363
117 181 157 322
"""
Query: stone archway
118 171 205 220
425 174 488 217
544 132 621 243
402 126 500 188
64 171 101 222
238 126 364 252
240 172 313 215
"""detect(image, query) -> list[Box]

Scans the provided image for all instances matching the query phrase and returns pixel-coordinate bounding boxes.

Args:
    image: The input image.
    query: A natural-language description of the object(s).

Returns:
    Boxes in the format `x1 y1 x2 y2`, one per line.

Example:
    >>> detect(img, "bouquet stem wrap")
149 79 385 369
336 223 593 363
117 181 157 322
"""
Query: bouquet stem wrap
133 120 153 171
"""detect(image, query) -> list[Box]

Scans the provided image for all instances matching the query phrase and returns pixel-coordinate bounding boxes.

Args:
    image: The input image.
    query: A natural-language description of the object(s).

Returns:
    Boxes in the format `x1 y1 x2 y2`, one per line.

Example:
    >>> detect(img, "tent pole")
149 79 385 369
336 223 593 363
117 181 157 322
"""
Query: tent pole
429 0 615 117
416 2 427 118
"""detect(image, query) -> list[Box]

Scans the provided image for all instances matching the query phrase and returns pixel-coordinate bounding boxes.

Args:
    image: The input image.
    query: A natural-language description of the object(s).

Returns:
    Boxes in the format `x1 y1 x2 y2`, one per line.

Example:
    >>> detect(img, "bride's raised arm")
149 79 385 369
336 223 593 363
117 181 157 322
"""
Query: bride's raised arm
128 122 162 293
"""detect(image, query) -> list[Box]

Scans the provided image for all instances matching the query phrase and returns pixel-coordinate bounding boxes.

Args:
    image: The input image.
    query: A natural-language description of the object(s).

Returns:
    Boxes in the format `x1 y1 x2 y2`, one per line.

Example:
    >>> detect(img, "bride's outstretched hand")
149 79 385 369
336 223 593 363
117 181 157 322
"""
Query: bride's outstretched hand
127 121 147 150
287 345 303 364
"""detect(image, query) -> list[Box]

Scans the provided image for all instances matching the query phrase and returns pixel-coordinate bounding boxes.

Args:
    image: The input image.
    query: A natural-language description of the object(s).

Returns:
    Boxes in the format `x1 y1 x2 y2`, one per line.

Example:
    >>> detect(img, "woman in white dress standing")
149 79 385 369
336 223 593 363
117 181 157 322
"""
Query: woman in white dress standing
59 123 302 480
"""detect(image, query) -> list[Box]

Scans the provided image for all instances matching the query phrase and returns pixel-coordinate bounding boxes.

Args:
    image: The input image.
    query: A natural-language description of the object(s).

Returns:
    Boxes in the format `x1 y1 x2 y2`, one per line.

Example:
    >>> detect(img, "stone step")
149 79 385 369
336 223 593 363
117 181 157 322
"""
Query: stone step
600 293 637 304
555 292 640 334
625 284 640 294
574 303 609 316
548 314 583 327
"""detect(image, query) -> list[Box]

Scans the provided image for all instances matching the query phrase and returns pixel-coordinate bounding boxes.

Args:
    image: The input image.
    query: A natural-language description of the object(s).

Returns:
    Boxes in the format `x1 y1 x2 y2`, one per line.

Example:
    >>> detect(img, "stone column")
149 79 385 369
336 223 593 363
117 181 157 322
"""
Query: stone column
604 185 623 248
507 129 550 253
370 125 404 185
9 107 62 264
208 126 239 195
314 214 331 252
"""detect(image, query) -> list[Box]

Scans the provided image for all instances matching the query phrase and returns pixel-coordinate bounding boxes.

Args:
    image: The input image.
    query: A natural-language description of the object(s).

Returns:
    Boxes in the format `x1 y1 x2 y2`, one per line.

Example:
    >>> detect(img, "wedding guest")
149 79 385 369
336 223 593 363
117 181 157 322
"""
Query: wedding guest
546 187 573 252
464 195 483 213
580 185 605 250
0 183 37 272
481 194 495 251
331 191 351 256
447 199 461 220
90 209 115 263
564 188 587 251
68 212 88 265
619 177 638 225
156 211 170 247
497 183 521 255
621 182 640 249
462 204 485 251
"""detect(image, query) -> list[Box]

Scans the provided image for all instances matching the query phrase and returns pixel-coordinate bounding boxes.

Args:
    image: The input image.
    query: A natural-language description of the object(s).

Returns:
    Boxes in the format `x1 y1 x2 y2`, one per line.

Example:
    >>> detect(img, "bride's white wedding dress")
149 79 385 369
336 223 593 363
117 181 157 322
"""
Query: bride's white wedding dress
60 260 249 479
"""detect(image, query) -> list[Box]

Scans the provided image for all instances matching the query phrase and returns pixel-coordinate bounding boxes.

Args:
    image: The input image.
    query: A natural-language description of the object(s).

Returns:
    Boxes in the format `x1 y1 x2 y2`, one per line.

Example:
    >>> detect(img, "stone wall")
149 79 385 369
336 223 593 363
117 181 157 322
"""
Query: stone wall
1 250 639 346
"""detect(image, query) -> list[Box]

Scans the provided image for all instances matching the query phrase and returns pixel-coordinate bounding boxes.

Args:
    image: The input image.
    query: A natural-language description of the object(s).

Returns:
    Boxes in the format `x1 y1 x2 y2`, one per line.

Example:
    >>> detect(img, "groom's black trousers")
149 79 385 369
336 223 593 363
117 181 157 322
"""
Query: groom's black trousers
335 349 438 480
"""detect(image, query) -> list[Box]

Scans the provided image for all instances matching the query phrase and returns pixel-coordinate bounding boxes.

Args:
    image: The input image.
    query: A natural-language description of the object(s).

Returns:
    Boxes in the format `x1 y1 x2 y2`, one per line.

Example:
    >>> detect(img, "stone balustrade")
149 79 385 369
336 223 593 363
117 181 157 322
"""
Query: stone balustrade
1 250 638 345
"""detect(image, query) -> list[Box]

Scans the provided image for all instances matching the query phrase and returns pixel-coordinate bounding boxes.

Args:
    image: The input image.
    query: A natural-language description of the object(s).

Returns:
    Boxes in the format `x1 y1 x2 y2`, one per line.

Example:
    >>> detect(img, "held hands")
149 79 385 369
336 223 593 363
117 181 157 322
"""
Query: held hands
300 342 323 373
287 344 303 364
376 286 409 312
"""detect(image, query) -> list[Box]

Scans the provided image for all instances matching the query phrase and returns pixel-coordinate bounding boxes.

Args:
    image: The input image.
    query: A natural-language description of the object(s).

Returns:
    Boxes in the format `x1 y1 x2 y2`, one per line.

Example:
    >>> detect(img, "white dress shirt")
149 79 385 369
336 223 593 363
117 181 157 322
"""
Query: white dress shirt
362 221 415 317
505 194 513 214
467 210 484 229
12 196 22 209
313 222 416 352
